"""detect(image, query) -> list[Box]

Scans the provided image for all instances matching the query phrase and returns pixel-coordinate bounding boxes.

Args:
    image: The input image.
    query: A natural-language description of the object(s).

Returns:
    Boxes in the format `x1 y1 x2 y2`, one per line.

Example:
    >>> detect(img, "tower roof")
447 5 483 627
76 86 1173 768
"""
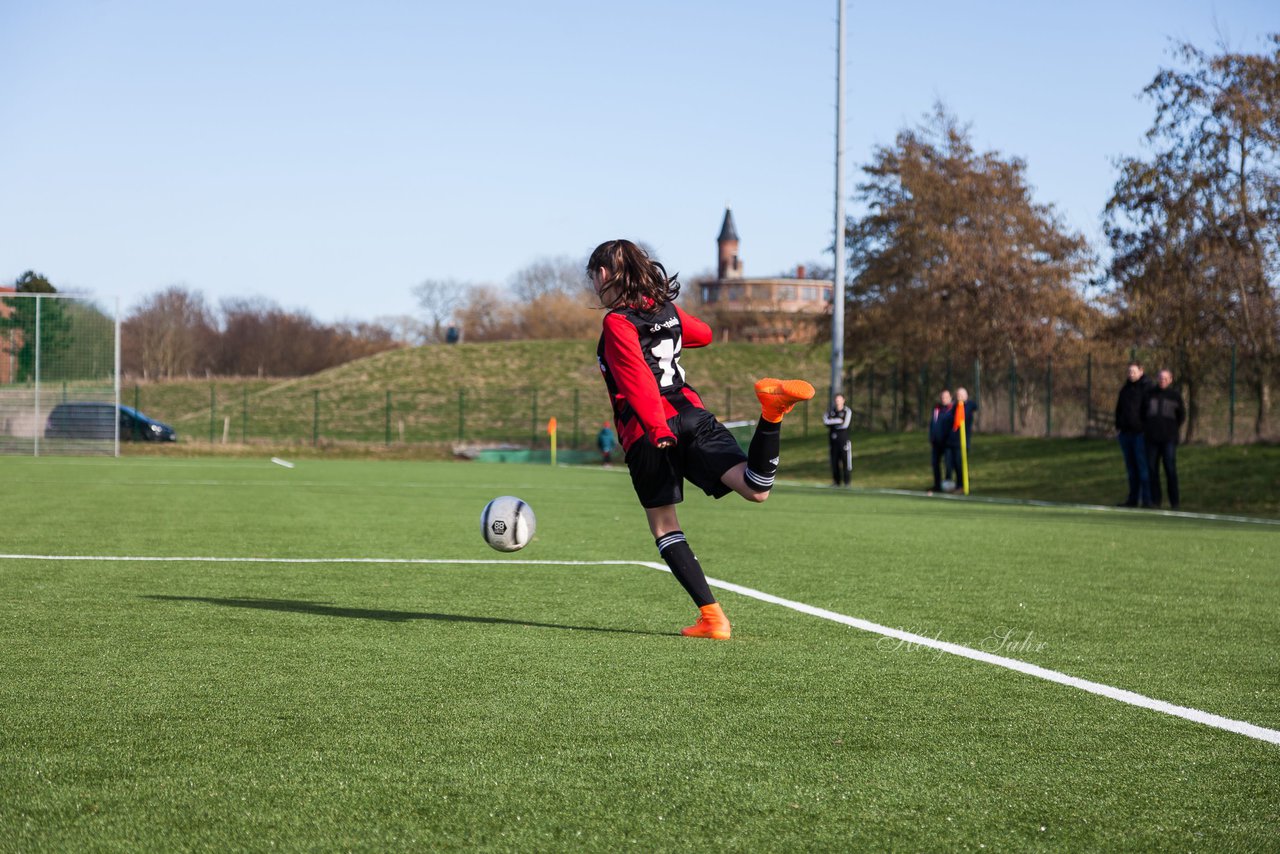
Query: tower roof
717 208 739 243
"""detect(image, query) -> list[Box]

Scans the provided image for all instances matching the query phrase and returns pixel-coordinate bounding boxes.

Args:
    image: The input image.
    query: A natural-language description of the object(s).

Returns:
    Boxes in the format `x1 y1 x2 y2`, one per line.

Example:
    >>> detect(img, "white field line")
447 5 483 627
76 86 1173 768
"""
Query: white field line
2 552 1277 747
784 482 1280 527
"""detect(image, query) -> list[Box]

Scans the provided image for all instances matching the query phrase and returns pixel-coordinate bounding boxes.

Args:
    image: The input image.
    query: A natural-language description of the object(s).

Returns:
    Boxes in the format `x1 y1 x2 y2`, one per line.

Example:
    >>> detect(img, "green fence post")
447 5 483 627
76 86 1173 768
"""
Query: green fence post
242 386 248 443
919 366 929 426
972 359 981 433
1045 356 1053 437
572 388 580 448
802 398 808 438
891 365 899 432
1229 344 1237 443
209 384 216 443
868 368 875 431
458 389 466 442
1008 363 1017 434
1085 353 1093 438
531 389 538 447
385 390 392 445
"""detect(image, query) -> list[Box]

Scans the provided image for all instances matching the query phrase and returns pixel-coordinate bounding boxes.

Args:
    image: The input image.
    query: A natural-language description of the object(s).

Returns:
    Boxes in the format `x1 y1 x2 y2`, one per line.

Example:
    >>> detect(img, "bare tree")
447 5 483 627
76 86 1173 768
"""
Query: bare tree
412 279 465 343
374 314 429 347
846 104 1096 426
510 256 589 302
122 286 215 379
1106 34 1280 437
520 291 600 339
453 285 521 342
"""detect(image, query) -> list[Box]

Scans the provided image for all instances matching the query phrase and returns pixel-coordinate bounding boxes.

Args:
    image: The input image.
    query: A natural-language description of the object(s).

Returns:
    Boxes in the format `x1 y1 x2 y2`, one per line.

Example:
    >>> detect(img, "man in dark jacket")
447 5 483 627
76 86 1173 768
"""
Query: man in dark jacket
929 389 956 492
1115 362 1154 507
1144 369 1186 509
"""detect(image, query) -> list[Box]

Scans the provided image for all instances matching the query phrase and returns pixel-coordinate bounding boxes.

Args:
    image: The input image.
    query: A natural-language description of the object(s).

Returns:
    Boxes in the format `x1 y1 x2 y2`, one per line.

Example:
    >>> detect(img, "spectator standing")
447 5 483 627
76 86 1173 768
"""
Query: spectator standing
822 393 853 487
1144 369 1185 509
928 389 956 492
596 422 617 466
1115 362 1154 508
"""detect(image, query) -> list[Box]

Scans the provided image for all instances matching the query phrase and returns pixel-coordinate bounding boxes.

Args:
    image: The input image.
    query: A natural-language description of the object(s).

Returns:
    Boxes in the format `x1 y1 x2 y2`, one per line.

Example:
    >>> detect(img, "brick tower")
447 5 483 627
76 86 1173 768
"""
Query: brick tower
717 208 742 280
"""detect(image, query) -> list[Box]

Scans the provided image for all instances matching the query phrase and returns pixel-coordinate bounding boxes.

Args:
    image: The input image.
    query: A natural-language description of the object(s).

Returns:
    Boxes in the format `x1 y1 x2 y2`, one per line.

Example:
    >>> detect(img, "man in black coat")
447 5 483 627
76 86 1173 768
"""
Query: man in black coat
929 389 956 492
1115 362 1154 507
1144 368 1186 509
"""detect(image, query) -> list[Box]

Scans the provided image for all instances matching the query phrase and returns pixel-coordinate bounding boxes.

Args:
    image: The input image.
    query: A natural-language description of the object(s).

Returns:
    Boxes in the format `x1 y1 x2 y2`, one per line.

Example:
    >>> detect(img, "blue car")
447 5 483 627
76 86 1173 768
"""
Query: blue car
44 402 177 442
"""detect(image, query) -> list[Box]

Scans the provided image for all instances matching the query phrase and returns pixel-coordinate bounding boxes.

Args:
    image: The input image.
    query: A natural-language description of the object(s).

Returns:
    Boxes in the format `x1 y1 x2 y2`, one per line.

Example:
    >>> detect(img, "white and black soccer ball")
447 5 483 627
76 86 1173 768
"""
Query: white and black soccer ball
480 496 536 552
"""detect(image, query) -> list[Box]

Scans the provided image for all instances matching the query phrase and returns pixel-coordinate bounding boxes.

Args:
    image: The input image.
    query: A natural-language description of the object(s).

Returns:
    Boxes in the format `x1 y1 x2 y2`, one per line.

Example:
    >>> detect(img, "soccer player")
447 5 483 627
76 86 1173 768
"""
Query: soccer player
588 239 814 640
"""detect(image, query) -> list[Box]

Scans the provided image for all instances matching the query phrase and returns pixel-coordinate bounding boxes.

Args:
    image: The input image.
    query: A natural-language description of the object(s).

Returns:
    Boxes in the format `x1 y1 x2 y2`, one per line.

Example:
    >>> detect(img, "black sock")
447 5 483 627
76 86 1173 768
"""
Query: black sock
655 531 715 607
744 417 781 492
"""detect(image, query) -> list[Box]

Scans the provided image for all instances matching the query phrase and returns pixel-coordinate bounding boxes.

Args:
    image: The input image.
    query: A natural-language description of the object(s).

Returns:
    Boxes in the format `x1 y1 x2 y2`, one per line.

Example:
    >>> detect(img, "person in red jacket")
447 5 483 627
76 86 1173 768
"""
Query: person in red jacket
588 239 814 640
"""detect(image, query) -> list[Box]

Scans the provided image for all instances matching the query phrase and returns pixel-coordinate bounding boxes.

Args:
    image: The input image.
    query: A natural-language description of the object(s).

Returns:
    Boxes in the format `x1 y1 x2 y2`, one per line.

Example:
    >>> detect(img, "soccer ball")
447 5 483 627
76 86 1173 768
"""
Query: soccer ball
480 496 536 552
941 479 956 493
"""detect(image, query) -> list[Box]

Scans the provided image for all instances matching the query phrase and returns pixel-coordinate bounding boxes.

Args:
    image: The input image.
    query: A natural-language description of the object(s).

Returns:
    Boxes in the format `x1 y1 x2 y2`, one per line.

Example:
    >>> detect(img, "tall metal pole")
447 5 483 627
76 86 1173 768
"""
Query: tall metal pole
113 297 121 457
829 0 847 404
34 296 41 458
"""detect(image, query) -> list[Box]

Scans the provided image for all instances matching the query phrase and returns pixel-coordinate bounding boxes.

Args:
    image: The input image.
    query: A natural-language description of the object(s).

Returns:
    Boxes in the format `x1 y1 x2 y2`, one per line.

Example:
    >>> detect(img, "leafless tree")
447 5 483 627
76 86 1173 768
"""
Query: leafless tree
122 286 216 379
412 279 466 343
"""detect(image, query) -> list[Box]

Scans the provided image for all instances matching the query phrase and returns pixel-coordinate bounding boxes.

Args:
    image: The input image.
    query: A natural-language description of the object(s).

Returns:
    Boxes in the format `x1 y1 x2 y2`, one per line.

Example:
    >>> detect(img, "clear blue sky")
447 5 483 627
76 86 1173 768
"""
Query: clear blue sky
1 1 1275 323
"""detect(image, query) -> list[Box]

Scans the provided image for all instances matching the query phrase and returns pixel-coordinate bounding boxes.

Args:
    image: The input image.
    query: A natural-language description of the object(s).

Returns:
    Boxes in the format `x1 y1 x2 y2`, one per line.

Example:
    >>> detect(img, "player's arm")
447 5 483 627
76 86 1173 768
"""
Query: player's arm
821 410 839 426
840 407 852 429
602 313 677 447
674 306 712 348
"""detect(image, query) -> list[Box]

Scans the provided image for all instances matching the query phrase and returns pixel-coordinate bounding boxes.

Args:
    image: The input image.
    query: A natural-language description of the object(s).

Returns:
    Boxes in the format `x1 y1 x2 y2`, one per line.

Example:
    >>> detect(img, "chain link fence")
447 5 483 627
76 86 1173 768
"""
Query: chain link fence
0 293 120 456
111 344 1275 451
839 346 1275 444
124 381 827 451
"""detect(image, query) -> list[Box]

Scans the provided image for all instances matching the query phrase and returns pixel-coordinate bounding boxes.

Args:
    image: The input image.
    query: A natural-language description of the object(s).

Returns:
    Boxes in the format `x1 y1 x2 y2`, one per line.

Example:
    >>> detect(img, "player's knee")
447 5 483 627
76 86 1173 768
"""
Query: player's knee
743 488 770 503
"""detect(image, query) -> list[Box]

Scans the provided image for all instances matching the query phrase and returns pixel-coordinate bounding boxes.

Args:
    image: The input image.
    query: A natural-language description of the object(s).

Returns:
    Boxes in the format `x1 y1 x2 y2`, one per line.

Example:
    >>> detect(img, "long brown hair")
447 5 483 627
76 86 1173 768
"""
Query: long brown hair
587 239 680 309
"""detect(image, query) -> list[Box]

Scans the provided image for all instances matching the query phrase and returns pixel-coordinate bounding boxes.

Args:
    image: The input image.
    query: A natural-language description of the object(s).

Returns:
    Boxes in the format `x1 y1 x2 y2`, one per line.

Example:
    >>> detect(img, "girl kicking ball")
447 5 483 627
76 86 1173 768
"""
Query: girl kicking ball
588 239 814 640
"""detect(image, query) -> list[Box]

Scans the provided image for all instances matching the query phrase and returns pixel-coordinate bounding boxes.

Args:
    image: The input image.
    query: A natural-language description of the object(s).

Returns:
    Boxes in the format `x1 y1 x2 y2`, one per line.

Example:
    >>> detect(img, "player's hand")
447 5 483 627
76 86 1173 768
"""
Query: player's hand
655 437 676 450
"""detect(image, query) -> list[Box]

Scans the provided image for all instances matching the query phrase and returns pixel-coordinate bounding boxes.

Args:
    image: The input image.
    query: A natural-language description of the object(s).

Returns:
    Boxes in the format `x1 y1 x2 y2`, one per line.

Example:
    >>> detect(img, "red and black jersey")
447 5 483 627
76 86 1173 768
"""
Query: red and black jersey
597 301 713 452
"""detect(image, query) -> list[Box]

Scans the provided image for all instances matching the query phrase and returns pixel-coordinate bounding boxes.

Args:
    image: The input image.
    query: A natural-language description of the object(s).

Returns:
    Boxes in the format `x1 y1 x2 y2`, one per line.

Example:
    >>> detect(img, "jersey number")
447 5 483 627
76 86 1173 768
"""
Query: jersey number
651 335 685 388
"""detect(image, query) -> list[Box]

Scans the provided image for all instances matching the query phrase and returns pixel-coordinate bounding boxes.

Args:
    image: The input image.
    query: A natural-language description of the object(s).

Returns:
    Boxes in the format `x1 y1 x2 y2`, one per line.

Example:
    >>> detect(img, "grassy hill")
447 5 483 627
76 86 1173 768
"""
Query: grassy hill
126 340 835 446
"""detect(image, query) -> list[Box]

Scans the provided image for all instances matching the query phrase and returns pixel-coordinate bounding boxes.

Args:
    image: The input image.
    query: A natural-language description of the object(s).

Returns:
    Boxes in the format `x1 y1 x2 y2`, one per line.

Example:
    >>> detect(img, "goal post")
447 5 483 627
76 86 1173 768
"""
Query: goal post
0 292 121 457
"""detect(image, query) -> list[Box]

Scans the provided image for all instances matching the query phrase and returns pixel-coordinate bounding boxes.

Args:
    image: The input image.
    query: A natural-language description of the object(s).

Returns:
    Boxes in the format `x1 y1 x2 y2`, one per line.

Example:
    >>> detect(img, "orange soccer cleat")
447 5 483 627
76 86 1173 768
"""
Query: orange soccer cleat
681 602 732 640
754 378 816 423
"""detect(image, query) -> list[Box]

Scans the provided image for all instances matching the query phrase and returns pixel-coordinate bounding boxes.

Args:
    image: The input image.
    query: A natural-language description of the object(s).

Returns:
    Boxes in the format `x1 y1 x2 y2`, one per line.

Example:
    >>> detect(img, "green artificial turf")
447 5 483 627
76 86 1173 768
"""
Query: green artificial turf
0 457 1277 851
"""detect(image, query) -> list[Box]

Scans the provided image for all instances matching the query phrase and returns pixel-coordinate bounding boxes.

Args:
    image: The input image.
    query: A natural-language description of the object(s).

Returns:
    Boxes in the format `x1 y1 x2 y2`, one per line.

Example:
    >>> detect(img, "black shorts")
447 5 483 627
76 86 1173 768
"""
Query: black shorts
625 408 747 508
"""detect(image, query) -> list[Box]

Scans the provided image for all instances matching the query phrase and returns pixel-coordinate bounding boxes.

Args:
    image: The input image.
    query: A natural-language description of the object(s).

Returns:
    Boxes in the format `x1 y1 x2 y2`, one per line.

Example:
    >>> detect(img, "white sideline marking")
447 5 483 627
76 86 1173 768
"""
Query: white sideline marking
679 565 1280 747
2 551 1277 747
790 482 1280 527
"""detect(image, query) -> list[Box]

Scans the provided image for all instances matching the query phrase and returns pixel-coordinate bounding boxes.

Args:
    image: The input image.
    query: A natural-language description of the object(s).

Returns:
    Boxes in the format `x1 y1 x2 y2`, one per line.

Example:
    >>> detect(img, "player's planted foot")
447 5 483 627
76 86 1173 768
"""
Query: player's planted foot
755 378 816 423
681 602 731 640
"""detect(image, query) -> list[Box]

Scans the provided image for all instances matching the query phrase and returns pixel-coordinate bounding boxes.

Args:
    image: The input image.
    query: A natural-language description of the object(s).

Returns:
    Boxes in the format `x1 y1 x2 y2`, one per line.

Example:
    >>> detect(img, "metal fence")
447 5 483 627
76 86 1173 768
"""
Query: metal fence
115 345 1275 450
838 346 1275 444
0 293 121 456
127 382 825 450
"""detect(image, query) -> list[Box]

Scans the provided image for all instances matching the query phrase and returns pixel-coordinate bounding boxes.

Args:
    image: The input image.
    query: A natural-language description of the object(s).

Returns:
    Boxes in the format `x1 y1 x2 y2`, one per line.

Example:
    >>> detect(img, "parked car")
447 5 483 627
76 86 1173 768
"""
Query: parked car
44 402 177 442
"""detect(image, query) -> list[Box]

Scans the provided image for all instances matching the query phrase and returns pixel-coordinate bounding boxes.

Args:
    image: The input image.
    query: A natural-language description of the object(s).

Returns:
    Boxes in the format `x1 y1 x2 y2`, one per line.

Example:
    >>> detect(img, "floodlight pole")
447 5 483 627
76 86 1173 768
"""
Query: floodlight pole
829 0 847 405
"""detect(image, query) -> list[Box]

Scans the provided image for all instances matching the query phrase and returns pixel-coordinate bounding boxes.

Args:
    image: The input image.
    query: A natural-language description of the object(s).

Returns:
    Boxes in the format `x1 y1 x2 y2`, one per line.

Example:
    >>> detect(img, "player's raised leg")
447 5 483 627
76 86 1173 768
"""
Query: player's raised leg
723 378 815 502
